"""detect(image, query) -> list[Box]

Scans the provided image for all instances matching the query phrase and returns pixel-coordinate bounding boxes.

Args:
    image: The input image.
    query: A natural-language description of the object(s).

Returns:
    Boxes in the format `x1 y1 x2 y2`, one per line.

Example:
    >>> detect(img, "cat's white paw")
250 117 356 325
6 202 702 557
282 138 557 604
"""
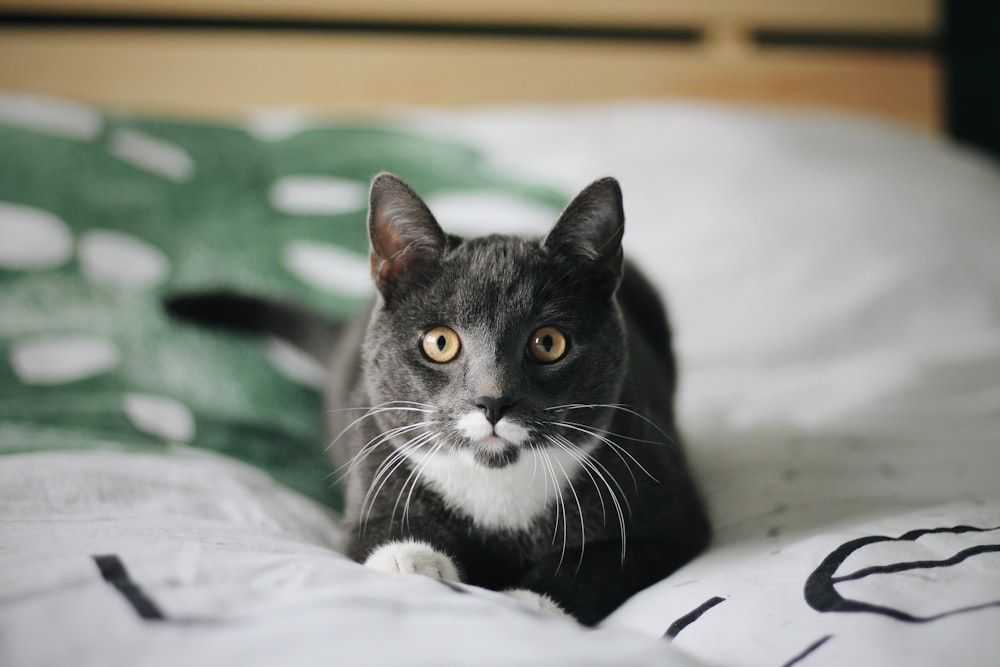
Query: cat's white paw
364 540 461 582
503 588 574 620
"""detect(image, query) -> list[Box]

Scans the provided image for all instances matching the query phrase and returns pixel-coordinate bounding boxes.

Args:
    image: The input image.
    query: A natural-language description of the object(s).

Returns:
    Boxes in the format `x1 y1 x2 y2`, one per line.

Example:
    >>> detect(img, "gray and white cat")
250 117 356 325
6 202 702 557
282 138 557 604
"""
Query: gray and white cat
168 173 709 625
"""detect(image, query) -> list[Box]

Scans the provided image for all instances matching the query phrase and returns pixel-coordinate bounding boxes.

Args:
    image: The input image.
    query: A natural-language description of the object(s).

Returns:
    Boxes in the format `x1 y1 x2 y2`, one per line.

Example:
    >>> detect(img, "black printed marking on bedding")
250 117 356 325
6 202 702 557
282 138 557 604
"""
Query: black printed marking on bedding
93 555 165 621
832 544 1000 583
804 525 1000 623
663 596 726 639
781 635 832 667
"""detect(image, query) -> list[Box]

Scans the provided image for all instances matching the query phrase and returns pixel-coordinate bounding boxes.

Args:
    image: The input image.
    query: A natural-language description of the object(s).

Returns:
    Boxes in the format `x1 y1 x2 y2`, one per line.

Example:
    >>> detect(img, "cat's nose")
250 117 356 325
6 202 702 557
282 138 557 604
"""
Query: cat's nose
473 396 516 425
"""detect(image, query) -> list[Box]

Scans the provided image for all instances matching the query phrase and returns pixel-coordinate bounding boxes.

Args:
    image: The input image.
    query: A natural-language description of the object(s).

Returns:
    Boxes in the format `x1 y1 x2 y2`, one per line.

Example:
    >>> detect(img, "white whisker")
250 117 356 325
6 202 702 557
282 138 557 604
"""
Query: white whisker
332 421 434 480
327 400 438 414
545 439 587 573
546 403 677 446
553 418 665 446
397 437 446 532
539 449 568 573
361 431 436 530
529 442 541 485
325 401 439 454
553 421 659 485
555 433 633 518
551 433 628 563
545 434 606 526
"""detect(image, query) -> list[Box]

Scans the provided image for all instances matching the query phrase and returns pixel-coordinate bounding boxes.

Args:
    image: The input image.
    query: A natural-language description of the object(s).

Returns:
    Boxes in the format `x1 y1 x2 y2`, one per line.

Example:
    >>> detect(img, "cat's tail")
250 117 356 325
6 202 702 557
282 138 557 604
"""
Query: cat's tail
164 291 344 363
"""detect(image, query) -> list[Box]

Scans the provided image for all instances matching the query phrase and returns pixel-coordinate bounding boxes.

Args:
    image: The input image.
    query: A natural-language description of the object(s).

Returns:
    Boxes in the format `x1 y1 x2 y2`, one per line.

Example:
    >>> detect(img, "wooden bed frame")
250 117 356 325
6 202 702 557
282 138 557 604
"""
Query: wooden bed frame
0 0 939 131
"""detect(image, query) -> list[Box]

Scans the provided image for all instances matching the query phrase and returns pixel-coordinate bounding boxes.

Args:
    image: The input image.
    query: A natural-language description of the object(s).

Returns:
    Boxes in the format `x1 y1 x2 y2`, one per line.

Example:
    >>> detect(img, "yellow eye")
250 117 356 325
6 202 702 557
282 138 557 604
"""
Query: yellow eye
528 327 568 363
421 326 461 363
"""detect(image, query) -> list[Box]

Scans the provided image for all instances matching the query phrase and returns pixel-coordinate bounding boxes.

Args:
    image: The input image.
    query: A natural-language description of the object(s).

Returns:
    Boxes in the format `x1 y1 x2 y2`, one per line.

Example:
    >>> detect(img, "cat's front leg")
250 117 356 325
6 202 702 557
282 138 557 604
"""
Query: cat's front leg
502 588 573 619
514 537 699 626
364 539 461 582
348 513 467 583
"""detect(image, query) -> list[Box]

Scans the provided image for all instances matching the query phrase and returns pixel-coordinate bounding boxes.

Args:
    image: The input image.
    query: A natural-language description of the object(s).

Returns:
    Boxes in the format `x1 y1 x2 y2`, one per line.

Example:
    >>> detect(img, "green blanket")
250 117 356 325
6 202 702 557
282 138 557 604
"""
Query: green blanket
0 105 564 510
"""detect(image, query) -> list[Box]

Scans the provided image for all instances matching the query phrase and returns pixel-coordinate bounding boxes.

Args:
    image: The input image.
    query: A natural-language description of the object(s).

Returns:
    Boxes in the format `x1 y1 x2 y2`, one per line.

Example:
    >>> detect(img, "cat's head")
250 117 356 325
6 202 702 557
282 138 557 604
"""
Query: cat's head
362 173 627 468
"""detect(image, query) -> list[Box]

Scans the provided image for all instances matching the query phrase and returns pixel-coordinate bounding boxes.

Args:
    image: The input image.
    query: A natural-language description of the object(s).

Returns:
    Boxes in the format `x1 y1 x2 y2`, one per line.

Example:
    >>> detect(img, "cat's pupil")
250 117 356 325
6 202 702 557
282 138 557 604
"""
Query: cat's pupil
541 334 554 352
436 336 446 352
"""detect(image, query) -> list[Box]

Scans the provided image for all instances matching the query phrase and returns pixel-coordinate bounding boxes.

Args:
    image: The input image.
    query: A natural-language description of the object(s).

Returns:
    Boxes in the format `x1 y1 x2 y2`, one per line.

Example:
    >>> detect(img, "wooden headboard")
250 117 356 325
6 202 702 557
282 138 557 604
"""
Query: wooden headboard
0 0 940 130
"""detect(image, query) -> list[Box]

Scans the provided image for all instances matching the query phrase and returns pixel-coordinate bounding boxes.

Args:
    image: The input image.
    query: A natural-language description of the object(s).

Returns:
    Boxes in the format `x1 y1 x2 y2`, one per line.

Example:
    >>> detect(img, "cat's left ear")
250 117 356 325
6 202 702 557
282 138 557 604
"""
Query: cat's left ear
368 173 447 301
544 177 625 293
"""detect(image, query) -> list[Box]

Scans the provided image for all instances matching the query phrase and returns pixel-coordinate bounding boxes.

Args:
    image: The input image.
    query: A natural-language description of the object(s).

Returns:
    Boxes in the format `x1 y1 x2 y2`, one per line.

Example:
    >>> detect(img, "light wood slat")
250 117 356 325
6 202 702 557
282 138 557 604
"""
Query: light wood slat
1 0 938 32
0 29 940 129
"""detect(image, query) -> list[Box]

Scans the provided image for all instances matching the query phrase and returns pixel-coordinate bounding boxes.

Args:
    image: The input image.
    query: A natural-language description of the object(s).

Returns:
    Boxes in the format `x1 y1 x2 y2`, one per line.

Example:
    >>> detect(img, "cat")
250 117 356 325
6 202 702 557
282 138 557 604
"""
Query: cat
167 173 710 625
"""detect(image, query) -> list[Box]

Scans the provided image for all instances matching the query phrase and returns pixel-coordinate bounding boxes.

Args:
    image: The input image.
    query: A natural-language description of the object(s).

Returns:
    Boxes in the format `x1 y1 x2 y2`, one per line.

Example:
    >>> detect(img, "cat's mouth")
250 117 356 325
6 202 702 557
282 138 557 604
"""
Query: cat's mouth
472 437 521 468
454 411 529 468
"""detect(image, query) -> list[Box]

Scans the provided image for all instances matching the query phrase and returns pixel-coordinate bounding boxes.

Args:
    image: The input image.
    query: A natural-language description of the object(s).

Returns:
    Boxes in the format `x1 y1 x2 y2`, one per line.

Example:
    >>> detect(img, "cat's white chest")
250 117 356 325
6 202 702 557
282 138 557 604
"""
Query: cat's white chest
405 445 584 532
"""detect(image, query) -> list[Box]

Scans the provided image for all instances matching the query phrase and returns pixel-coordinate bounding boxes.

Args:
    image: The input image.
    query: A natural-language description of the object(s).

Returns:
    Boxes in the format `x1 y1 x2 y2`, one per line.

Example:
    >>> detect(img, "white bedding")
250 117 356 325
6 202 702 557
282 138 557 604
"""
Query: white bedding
2 97 999 666
2 449 689 667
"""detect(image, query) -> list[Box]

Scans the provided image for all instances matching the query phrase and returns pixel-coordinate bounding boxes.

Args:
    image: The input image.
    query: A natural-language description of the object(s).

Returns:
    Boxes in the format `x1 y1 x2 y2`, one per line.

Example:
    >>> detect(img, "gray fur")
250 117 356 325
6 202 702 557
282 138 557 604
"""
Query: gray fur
329 174 709 624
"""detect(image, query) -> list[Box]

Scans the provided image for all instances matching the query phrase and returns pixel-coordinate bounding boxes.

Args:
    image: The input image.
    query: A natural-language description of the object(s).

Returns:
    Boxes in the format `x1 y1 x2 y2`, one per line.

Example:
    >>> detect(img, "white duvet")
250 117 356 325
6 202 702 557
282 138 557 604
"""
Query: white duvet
3 100 1000 666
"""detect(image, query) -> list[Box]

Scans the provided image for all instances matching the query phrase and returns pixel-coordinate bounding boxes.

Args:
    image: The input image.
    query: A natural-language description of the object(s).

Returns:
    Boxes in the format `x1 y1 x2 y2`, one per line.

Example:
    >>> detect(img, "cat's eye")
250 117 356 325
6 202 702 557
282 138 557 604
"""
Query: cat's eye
421 326 461 363
528 326 568 363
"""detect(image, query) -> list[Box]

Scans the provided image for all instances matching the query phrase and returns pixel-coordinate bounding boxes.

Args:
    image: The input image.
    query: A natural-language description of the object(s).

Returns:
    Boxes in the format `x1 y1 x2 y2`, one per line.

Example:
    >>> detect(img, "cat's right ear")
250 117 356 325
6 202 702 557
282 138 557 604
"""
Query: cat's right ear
544 177 625 295
367 173 447 300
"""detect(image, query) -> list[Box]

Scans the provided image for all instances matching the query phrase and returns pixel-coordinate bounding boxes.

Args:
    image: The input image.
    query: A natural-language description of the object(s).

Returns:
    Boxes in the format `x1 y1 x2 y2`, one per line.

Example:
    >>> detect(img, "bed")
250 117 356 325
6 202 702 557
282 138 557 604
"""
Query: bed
2 2 999 666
